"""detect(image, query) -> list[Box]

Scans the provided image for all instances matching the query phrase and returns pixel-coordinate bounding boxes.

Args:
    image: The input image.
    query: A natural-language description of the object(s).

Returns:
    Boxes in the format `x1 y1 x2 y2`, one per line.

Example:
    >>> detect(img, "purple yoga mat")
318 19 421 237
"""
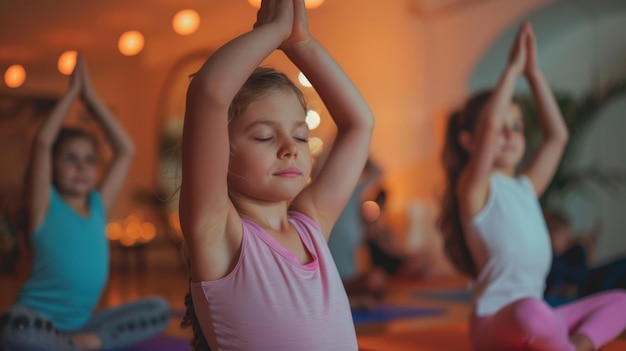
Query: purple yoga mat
119 334 190 351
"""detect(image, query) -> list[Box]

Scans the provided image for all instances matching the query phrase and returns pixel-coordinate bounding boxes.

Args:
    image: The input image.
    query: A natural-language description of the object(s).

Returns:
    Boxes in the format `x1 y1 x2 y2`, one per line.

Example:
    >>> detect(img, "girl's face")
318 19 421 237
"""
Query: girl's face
492 103 526 172
53 137 97 197
227 90 311 202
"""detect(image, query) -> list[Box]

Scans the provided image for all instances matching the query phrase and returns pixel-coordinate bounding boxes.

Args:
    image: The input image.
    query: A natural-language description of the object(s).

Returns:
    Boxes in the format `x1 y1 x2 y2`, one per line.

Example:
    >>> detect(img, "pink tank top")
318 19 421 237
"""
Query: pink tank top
190 211 358 351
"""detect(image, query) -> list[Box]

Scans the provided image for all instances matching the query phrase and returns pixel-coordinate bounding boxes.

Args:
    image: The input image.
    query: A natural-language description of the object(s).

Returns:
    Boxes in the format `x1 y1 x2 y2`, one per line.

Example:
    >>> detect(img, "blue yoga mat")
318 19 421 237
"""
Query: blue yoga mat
414 289 580 308
116 334 190 351
413 289 473 303
352 305 446 324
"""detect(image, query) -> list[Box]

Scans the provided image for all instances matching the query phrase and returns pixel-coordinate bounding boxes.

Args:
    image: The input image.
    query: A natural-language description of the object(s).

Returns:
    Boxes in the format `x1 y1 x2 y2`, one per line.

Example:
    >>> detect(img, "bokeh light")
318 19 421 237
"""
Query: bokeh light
308 136 324 156
106 209 158 247
248 0 325 9
298 72 312 88
305 110 321 130
118 31 145 56
58 50 77 75
361 200 381 222
4 64 26 88
173 9 200 35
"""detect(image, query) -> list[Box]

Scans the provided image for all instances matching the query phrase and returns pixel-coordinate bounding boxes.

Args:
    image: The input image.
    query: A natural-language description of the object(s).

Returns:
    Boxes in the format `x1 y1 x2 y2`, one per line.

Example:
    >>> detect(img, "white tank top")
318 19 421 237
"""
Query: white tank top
464 174 552 315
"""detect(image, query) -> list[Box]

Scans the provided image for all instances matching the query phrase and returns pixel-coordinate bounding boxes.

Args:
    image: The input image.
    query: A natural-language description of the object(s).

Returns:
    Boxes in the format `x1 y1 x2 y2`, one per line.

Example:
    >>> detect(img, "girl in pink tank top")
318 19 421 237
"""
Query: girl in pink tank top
178 1 374 350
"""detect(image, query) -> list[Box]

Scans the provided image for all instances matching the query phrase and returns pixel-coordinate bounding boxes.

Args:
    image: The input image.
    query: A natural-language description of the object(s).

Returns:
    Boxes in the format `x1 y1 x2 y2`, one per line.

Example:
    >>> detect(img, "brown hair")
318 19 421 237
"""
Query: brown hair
52 127 98 158
438 90 492 278
181 280 211 351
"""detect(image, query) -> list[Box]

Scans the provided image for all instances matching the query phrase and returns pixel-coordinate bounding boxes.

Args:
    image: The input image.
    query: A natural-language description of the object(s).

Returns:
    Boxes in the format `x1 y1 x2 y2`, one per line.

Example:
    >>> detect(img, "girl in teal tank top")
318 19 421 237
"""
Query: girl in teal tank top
0 54 170 351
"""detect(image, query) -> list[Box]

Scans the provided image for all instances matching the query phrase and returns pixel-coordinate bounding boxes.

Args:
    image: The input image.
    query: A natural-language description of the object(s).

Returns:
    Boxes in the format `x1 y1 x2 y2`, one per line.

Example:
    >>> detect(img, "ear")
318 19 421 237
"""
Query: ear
458 130 473 152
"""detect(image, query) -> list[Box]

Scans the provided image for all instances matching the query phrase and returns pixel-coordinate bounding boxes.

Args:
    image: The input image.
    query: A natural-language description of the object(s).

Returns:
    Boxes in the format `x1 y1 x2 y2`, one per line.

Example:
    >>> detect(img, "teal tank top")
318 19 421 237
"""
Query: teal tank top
15 187 109 331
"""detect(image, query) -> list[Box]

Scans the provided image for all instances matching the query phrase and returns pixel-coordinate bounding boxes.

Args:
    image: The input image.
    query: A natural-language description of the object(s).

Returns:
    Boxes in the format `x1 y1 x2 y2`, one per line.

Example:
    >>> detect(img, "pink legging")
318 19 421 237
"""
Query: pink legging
470 290 626 351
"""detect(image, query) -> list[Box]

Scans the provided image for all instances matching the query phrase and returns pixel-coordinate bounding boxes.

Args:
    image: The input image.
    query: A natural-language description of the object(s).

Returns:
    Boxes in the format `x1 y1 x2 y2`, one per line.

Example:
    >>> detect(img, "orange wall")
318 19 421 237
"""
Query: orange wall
0 0 554 273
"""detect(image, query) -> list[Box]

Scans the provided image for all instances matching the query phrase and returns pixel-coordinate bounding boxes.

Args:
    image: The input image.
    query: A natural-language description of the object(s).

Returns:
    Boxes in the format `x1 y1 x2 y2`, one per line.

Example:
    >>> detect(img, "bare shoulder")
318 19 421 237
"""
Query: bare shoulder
457 170 491 221
186 202 244 282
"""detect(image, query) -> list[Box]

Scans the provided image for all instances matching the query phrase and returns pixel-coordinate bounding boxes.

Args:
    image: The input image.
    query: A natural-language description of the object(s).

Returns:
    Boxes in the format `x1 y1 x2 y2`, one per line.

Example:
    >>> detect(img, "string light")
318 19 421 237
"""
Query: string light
4 64 26 88
173 9 200 35
118 31 145 56
58 50 77 75
248 0 325 9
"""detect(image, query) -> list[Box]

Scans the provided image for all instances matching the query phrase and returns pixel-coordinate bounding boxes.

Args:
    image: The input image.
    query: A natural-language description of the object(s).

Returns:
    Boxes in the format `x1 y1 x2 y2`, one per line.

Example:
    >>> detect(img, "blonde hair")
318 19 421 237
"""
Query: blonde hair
228 67 307 123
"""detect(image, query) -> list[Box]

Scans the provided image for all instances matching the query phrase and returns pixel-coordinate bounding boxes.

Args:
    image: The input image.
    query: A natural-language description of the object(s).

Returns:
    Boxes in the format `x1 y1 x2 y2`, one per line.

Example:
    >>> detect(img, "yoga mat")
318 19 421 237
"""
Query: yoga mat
117 334 190 351
358 323 471 351
413 289 472 303
352 305 446 324
171 306 445 325
602 339 626 351
358 324 626 351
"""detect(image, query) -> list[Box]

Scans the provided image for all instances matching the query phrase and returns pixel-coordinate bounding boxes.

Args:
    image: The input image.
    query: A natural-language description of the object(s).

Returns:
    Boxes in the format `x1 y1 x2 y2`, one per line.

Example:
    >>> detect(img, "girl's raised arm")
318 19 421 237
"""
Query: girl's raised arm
179 0 293 280
76 55 135 210
25 64 81 234
286 0 374 238
520 25 569 196
458 23 528 219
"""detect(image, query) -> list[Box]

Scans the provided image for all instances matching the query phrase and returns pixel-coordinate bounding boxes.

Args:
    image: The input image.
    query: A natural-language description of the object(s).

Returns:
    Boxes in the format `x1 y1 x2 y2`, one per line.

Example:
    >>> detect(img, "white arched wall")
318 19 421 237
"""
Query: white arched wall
469 0 626 263
470 0 626 95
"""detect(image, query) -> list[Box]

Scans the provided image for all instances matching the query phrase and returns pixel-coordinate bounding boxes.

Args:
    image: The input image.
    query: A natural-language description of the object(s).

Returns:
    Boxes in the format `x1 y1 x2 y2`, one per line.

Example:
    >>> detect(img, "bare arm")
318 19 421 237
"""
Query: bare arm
520 25 569 195
179 0 293 281
76 55 135 210
25 67 81 234
286 0 374 238
458 24 528 219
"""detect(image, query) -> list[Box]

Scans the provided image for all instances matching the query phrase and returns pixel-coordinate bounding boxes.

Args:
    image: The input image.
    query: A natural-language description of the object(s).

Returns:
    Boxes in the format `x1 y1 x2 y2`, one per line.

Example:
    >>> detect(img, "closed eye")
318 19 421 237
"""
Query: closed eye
63 154 78 163
85 155 97 165
294 137 309 142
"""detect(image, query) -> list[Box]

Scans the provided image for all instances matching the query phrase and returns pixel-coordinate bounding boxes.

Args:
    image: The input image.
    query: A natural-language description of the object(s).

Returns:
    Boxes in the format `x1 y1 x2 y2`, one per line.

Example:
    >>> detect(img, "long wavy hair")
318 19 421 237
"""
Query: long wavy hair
181 274 211 351
180 67 306 351
438 90 493 278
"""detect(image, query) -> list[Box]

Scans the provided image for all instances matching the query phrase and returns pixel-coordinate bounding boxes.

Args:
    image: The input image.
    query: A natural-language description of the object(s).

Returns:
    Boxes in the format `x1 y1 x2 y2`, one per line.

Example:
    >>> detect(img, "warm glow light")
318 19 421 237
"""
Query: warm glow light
248 0 325 9
361 200 381 222
58 50 77 75
173 9 200 35
139 222 156 242
106 222 123 240
305 110 321 130
304 0 325 9
298 72 312 88
118 31 145 56
107 209 157 246
4 64 26 88
308 136 324 156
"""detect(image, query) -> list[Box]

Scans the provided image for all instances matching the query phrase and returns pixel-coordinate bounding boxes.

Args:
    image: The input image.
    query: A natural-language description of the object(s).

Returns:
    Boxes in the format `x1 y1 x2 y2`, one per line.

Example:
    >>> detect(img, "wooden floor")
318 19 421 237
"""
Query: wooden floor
2 243 625 350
